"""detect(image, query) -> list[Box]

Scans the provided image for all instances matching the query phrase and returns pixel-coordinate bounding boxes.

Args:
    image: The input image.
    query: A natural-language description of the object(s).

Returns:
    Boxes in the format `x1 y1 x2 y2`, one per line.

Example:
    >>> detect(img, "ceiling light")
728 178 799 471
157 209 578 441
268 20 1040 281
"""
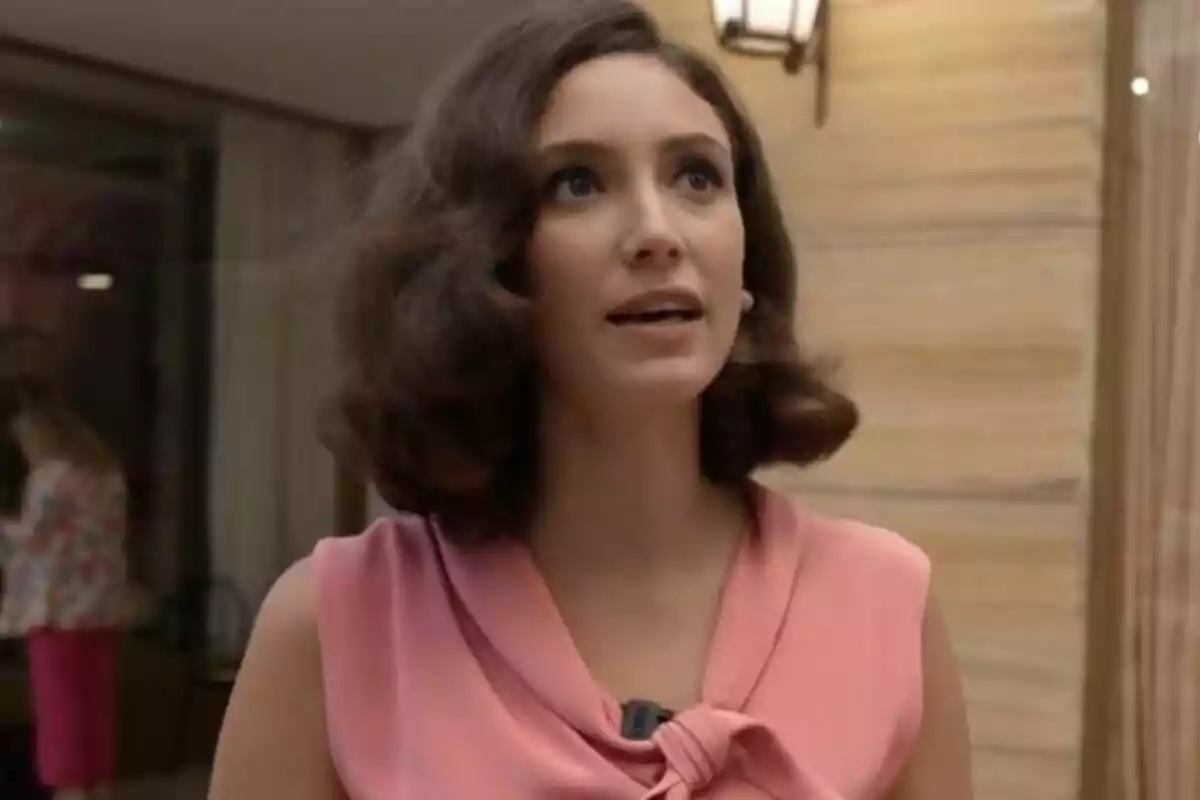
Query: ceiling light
77 273 114 291
1131 76 1150 96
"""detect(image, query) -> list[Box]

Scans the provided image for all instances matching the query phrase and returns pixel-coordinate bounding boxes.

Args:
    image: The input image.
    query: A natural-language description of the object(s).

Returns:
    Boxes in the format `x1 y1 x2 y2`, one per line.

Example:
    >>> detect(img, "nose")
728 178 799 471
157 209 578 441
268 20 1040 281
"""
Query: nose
621 183 683 270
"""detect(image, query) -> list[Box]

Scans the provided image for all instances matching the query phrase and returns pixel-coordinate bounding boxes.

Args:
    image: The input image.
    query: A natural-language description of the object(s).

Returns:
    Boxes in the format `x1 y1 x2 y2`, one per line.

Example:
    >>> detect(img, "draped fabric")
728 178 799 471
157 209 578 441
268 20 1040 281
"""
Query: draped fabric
1094 1 1200 796
209 109 355 632
313 486 930 798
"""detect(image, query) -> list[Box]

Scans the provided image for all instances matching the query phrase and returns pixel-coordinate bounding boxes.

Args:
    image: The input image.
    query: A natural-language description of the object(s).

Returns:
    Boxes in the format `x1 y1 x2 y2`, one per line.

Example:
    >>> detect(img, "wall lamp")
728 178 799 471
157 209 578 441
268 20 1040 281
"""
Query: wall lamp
711 0 832 126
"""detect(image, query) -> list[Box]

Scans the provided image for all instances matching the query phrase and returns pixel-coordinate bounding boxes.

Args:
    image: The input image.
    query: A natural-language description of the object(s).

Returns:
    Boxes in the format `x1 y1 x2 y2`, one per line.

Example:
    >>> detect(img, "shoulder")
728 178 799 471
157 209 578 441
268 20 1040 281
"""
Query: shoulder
22 462 74 515
768 491 933 683
28 460 117 498
209 557 346 798
310 513 437 614
777 492 931 606
258 555 319 642
765 488 933 658
28 460 70 491
304 515 444 789
233 556 322 686
308 513 440 682
100 467 126 496
313 513 430 567
766 492 954 790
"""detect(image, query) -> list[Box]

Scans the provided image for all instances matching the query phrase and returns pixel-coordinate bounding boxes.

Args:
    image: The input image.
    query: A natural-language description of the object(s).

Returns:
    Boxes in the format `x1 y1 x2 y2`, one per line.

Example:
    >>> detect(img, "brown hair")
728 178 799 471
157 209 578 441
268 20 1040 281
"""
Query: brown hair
0 325 59 384
0 326 117 473
0 376 119 473
322 0 858 543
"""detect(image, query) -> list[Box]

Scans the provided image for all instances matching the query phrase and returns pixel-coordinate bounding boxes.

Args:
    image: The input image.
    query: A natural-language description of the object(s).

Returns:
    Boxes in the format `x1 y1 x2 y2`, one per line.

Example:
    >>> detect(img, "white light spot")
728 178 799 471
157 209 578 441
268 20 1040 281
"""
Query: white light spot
77 273 114 291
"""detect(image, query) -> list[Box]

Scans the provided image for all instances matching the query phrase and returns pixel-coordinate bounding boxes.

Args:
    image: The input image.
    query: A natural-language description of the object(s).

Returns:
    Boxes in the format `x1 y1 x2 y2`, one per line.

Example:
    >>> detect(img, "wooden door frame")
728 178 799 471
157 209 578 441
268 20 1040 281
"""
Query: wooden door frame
1079 0 1136 796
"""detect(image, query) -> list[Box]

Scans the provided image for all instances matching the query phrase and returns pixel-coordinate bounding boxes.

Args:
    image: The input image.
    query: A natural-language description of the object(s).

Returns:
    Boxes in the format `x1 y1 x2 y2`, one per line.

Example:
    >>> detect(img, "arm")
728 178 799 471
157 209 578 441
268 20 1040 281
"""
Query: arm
208 557 347 800
888 599 974 800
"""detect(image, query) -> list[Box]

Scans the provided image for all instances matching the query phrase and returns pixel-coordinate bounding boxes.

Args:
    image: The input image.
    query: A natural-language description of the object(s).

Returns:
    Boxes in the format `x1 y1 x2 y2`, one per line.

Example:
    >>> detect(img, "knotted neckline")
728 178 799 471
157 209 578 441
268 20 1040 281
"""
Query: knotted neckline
434 483 844 798
645 706 844 799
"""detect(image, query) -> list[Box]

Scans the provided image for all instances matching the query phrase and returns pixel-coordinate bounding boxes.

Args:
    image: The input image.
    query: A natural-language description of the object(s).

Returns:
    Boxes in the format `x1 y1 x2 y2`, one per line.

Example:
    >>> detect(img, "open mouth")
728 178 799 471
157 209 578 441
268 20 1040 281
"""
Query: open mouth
606 289 706 326
606 308 704 325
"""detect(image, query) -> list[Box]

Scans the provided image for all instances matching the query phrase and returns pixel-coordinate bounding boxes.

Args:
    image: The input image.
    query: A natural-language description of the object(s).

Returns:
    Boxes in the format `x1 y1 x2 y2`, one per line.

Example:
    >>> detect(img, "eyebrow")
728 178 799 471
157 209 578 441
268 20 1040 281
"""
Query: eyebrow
535 132 732 161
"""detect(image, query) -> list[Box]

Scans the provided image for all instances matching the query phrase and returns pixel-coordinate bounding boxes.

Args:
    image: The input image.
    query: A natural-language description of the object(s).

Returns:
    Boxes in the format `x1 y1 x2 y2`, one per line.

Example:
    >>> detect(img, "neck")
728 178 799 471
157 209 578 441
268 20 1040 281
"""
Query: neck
529 395 742 572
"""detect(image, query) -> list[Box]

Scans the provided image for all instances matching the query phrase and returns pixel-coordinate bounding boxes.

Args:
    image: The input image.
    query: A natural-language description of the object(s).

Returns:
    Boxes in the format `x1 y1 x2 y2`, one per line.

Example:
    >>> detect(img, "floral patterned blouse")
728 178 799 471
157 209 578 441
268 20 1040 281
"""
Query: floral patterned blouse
0 459 129 636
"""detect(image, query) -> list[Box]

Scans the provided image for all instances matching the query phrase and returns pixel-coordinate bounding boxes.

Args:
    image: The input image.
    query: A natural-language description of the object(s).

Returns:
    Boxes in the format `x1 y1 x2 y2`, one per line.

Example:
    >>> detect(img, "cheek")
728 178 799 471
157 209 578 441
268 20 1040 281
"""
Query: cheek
526 222 605 355
699 209 746 320
527 220 598 305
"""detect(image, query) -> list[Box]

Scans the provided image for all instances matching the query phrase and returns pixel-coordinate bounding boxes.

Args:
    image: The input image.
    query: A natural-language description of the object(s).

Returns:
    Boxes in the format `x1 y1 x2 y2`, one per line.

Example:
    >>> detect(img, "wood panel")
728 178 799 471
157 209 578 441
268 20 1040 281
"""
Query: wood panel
797 234 1096 493
641 2 1105 798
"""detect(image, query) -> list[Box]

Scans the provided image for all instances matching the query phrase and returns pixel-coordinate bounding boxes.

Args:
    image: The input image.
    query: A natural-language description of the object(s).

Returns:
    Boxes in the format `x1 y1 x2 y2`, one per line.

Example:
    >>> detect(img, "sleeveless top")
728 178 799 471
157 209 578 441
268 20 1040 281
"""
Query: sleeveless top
312 484 930 799
0 460 129 636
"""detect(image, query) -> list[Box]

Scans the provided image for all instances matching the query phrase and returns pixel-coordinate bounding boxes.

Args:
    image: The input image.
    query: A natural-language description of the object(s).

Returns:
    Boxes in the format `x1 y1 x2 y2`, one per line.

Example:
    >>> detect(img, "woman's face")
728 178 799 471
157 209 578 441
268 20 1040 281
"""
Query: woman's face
526 53 745 409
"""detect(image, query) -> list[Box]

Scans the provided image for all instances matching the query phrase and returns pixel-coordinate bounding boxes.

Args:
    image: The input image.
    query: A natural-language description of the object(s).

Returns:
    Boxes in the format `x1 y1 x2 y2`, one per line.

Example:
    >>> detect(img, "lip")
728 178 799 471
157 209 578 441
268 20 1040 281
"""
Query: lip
605 287 705 320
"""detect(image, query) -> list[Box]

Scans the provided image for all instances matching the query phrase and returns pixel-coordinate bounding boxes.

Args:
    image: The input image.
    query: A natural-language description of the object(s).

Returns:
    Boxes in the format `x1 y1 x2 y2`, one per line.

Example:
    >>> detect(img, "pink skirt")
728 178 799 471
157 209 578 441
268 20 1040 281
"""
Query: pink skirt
25 627 119 788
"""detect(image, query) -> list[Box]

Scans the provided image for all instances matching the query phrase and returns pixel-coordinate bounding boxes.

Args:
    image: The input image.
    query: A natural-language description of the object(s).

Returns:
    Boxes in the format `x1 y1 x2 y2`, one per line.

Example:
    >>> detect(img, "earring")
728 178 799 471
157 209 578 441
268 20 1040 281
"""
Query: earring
741 289 755 313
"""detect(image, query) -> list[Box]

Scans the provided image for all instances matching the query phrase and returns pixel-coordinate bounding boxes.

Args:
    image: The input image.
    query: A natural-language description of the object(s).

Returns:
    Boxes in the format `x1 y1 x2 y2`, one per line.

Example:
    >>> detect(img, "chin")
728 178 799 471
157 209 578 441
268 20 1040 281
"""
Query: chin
609 358 722 404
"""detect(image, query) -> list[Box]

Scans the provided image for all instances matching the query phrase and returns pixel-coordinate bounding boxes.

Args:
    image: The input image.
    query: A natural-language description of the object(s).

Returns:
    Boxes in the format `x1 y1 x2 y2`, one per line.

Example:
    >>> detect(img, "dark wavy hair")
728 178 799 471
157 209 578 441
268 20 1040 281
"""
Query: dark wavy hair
321 0 858 543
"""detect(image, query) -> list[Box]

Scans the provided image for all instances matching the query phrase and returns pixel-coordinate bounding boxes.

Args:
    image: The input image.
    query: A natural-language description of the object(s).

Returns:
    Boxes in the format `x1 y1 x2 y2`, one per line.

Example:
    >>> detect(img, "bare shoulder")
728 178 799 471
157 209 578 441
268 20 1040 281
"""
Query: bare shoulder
208 557 346 800
251 555 319 640
888 598 974 800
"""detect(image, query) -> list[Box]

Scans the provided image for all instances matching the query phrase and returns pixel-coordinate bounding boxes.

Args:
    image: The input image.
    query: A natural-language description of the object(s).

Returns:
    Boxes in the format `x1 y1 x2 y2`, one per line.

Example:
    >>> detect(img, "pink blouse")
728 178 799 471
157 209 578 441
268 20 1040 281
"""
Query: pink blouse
0 460 128 636
313 484 930 799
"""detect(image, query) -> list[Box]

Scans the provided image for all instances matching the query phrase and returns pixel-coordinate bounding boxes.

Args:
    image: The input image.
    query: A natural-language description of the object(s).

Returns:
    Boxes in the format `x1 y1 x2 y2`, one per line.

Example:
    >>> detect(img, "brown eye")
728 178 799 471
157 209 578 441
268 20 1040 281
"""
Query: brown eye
676 157 725 193
546 165 603 202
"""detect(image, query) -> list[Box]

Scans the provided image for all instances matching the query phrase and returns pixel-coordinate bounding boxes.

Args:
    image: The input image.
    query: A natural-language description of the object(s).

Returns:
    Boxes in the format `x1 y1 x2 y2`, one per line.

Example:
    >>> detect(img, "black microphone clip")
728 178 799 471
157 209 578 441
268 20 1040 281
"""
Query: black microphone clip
619 699 674 741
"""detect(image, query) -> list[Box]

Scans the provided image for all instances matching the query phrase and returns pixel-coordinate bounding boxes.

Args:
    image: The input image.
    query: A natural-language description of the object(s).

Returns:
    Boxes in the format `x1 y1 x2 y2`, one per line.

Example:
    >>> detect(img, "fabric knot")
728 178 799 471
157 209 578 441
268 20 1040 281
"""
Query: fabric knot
641 706 845 800
653 707 729 791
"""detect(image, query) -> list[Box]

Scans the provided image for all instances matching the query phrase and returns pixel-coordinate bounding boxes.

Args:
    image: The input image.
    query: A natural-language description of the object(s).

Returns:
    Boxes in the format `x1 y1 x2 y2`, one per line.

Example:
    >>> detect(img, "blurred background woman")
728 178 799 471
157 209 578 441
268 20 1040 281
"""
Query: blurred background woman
0 358 129 800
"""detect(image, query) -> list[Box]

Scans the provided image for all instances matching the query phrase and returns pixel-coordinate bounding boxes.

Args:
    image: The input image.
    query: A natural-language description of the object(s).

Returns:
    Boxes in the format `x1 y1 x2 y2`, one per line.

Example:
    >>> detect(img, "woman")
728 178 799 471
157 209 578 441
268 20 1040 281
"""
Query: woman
0 374 128 800
210 1 973 797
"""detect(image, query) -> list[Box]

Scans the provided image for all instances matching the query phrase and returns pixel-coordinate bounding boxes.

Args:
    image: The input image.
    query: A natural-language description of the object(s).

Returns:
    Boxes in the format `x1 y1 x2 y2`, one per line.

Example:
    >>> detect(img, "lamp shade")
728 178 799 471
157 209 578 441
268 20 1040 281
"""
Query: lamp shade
712 0 822 56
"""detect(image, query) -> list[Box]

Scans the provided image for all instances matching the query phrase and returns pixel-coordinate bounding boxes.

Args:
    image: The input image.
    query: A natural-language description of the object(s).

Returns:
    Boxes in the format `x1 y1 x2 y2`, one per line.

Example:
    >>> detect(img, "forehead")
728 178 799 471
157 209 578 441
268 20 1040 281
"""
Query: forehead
535 54 729 148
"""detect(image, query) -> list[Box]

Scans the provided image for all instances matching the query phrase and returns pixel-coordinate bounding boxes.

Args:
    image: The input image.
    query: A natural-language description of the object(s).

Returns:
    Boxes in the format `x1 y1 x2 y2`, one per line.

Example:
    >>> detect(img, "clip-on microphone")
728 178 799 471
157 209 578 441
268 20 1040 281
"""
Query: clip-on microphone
619 699 674 741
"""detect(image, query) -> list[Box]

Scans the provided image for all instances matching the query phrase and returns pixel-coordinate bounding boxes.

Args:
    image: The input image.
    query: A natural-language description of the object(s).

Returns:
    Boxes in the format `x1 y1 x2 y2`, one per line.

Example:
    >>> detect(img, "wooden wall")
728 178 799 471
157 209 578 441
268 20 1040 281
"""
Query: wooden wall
642 2 1106 798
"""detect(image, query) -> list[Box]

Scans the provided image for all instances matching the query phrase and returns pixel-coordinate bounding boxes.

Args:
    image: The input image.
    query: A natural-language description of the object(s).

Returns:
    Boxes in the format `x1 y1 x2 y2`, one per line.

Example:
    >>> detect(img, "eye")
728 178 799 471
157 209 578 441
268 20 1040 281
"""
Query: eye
676 157 726 193
546 165 603 202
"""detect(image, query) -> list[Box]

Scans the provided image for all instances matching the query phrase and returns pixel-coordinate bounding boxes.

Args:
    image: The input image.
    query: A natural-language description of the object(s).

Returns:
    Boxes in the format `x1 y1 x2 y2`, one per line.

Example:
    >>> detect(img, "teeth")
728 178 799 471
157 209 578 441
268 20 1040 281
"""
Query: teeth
609 308 700 324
